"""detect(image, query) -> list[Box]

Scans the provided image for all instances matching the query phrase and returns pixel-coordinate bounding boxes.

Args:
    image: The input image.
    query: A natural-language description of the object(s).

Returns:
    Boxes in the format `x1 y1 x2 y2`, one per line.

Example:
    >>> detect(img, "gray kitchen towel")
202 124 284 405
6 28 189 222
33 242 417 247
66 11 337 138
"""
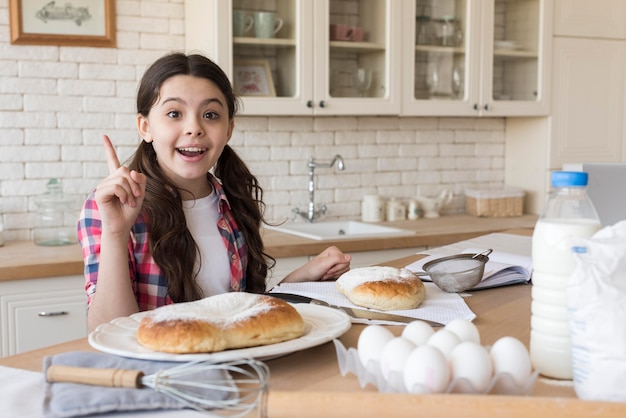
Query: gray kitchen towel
42 351 236 418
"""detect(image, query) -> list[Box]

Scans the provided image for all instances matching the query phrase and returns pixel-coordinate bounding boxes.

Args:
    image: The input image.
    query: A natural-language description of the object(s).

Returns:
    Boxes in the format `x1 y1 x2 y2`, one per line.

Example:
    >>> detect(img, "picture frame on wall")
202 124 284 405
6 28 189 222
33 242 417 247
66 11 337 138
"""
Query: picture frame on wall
233 60 276 97
9 0 116 47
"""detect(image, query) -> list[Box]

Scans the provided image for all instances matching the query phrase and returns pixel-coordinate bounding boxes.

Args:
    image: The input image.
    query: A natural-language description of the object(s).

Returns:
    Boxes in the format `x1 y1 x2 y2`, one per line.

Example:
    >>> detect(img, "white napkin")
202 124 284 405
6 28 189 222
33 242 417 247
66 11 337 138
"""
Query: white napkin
0 365 219 417
270 281 476 325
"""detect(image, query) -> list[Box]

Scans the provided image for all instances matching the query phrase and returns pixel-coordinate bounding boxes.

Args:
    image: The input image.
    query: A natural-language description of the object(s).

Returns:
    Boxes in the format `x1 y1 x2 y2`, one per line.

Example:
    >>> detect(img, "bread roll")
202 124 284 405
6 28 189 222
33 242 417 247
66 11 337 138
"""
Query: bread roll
336 266 425 311
136 293 305 353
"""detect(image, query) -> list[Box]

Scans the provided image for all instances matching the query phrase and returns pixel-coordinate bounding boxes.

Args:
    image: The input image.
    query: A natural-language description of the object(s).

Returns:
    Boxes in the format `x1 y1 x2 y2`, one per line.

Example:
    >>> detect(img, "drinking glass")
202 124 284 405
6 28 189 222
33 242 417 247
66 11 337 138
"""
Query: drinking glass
452 65 464 99
425 62 439 98
352 68 373 97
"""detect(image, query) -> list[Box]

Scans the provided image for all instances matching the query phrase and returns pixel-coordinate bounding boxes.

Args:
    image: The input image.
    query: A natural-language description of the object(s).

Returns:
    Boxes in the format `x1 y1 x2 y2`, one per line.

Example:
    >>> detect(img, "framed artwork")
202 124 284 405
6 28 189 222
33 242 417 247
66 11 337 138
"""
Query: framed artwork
233 60 276 97
9 0 116 47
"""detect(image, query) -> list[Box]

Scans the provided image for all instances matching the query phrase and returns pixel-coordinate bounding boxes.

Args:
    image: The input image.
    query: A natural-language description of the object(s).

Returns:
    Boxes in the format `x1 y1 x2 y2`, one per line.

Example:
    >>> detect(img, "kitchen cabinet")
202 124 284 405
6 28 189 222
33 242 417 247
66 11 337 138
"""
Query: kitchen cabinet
184 0 402 116
401 0 552 117
0 275 87 357
505 0 626 215
553 0 626 39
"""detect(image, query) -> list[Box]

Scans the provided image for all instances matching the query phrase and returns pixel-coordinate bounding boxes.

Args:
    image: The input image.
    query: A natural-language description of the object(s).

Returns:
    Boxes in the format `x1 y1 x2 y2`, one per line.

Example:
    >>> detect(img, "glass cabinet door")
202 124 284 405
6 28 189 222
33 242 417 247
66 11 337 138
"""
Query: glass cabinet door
229 0 400 116
401 0 550 116
319 0 401 115
481 0 550 116
402 0 477 116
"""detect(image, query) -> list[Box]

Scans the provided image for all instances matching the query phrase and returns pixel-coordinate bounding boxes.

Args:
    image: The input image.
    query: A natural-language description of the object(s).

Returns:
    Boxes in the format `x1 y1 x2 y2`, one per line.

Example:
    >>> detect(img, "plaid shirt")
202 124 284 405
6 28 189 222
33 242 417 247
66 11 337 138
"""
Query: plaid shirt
77 174 247 311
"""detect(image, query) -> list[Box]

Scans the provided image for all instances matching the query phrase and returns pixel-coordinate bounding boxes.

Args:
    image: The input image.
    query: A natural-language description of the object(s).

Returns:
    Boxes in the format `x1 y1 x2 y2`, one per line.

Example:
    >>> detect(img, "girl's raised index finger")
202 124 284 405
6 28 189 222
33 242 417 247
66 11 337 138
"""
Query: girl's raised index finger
102 135 121 173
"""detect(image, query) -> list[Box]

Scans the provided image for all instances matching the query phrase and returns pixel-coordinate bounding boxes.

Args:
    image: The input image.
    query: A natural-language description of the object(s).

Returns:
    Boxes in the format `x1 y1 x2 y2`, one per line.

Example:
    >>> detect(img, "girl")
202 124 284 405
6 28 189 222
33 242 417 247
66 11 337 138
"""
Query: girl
78 53 351 331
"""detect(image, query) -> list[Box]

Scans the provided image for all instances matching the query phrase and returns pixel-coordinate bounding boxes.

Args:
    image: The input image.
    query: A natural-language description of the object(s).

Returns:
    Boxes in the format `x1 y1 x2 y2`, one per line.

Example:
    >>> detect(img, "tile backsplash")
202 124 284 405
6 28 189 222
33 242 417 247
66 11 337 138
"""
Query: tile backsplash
0 0 506 242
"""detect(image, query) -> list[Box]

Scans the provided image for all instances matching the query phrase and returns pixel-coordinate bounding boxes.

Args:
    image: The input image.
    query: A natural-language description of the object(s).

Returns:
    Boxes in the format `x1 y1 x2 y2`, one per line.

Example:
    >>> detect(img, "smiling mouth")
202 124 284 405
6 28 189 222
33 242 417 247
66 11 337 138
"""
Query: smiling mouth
177 147 207 157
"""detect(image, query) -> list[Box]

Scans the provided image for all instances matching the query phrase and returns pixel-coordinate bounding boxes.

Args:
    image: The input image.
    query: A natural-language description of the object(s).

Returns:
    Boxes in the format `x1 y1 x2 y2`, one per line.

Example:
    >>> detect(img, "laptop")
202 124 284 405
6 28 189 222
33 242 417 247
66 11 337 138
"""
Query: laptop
563 163 626 227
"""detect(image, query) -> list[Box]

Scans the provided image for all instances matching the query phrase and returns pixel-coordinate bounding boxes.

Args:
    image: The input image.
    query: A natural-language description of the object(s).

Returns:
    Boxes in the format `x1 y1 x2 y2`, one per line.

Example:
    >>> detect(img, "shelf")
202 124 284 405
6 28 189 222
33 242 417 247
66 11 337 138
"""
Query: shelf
233 37 296 47
329 40 386 52
494 49 538 59
415 45 465 54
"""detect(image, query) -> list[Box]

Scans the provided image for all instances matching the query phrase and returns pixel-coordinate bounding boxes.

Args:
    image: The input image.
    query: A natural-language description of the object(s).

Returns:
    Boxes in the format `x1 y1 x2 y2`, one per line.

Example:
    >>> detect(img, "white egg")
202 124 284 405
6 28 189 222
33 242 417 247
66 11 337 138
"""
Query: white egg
357 325 395 367
445 318 481 344
449 341 493 392
379 337 417 380
403 344 450 393
490 336 532 386
401 320 435 346
427 329 461 359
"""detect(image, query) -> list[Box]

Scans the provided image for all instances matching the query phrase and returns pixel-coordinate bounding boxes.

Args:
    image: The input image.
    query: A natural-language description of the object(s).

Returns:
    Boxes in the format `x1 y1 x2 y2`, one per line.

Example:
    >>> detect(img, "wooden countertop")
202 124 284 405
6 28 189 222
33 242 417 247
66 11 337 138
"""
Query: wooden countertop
0 214 537 281
2 245 624 417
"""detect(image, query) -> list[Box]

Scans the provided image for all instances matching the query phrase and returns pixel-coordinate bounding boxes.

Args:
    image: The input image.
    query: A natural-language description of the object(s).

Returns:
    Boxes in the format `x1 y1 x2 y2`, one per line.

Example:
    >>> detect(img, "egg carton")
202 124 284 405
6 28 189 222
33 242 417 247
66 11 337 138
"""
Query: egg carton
333 339 539 395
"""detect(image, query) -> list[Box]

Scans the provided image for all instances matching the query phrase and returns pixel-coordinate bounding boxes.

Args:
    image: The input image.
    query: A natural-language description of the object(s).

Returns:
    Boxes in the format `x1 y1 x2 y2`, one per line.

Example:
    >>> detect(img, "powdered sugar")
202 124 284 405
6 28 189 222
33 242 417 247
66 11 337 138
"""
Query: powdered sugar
337 266 417 293
145 293 274 325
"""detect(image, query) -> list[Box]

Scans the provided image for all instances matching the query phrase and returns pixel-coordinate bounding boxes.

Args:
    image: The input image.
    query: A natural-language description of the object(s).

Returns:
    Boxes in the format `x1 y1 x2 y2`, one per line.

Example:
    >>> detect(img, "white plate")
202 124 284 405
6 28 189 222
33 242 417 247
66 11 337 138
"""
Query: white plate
88 303 351 362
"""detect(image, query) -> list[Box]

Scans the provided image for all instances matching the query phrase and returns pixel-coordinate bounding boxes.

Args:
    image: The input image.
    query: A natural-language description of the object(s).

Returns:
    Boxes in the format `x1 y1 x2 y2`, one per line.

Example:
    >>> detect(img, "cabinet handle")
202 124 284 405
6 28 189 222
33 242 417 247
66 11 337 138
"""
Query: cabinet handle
484 104 491 111
38 311 68 317
306 100 313 108
473 103 480 110
319 100 325 108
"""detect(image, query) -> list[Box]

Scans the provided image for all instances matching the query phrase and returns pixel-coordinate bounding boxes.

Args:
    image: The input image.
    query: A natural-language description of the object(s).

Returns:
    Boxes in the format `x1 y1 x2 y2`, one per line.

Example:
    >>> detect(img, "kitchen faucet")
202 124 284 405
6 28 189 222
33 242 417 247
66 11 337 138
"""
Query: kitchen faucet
293 155 345 223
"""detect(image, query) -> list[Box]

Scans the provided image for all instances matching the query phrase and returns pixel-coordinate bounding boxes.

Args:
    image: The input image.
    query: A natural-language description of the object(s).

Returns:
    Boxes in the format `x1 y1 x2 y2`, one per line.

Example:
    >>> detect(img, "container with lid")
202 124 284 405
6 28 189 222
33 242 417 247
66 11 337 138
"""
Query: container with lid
530 171 601 379
361 195 384 222
33 178 79 246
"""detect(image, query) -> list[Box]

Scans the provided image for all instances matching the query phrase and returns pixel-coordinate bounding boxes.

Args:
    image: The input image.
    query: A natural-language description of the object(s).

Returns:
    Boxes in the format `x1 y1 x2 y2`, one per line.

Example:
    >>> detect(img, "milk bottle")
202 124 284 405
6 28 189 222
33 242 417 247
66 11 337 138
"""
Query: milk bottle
530 171 601 379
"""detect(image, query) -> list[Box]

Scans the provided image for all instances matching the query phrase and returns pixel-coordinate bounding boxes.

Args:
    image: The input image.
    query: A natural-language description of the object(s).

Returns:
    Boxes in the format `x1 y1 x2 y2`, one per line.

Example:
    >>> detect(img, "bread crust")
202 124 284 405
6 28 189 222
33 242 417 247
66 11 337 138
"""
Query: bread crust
336 266 426 311
136 293 305 353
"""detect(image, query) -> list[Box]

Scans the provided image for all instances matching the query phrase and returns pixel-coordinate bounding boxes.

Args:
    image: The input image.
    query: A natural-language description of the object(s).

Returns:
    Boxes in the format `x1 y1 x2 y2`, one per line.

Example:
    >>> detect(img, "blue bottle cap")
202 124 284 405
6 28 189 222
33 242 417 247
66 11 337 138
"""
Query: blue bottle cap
551 171 588 187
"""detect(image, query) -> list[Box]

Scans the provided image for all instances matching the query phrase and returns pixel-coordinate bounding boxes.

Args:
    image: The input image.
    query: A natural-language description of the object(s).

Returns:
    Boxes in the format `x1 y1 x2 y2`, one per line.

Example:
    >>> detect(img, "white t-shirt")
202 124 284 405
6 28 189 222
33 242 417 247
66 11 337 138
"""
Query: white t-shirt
182 193 230 296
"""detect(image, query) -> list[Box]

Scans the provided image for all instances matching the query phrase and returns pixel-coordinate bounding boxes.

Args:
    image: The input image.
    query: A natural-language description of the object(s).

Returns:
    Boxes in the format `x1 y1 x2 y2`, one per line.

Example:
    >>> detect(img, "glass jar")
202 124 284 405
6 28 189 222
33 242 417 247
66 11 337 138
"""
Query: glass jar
34 178 78 246
436 16 462 47
0 203 4 247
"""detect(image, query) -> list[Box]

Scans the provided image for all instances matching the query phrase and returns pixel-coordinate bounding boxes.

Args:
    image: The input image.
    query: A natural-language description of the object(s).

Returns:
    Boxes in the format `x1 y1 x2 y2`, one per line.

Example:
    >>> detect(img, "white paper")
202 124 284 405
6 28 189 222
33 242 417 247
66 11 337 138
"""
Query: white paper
270 281 476 325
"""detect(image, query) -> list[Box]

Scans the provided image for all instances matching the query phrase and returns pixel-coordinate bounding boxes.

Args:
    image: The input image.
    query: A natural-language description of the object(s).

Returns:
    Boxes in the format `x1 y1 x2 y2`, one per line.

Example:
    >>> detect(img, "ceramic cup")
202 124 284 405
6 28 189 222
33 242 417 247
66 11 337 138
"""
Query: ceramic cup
233 10 253 37
350 26 365 41
253 11 284 39
329 23 353 40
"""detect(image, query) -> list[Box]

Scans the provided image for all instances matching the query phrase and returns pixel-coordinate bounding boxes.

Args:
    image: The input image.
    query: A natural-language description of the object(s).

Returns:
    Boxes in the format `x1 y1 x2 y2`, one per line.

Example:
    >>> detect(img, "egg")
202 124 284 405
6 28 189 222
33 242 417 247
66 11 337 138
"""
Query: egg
403 344 450 393
379 337 417 380
445 318 481 344
401 320 435 346
427 329 461 359
490 336 532 386
449 341 493 392
357 325 395 367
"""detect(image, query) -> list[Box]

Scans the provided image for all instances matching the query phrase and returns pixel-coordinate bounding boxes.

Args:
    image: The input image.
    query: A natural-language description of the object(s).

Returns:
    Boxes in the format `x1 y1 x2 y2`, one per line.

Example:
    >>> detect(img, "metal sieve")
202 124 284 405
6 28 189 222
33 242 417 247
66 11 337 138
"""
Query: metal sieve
418 249 493 293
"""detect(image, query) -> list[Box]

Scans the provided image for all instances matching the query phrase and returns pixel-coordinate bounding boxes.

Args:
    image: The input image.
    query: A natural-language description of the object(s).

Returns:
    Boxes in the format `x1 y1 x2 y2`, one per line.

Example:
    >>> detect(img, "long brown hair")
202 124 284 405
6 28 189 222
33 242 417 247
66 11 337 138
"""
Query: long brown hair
129 52 273 302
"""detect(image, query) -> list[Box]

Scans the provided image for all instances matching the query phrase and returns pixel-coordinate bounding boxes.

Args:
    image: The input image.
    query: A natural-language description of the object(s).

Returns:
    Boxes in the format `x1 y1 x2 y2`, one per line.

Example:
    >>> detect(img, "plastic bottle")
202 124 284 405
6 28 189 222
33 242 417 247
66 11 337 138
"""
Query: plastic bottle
34 178 78 246
361 195 384 222
530 171 601 379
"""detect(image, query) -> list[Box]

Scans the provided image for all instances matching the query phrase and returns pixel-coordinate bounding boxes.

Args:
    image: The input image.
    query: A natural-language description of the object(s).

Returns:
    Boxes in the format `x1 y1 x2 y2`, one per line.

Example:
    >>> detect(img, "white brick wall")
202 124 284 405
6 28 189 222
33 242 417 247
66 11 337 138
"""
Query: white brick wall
0 0 506 242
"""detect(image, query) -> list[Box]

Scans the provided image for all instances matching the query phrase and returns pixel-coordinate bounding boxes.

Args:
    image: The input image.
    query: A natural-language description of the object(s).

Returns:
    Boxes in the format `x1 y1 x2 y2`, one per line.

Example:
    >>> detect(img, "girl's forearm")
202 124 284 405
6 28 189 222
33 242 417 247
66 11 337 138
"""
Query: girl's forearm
87 230 139 332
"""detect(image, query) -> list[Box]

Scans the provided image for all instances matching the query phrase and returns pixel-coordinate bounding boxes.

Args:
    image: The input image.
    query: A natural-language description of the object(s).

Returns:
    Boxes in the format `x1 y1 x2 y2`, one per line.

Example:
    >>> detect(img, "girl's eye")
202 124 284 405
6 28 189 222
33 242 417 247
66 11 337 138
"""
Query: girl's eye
204 111 219 120
167 110 181 118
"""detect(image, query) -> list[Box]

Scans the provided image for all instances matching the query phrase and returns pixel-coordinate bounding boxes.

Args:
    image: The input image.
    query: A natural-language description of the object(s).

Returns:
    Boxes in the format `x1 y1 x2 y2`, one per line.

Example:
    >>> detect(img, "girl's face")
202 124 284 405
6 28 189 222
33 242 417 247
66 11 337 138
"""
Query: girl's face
137 74 234 199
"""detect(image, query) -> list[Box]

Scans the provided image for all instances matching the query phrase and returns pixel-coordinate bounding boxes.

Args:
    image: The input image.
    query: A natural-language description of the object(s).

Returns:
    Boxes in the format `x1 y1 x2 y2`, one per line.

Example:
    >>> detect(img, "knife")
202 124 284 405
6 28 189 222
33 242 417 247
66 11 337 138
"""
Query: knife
270 292 443 327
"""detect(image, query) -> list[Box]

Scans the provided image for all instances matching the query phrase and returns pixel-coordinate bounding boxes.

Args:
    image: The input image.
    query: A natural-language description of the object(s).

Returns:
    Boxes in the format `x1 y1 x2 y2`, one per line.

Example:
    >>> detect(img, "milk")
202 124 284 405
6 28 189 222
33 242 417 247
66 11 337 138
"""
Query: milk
530 218 600 379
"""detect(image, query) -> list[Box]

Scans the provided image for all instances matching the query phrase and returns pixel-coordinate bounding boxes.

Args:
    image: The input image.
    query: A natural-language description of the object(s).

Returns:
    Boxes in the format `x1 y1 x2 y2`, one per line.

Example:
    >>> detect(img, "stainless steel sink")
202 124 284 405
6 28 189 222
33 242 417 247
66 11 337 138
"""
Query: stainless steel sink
265 220 415 241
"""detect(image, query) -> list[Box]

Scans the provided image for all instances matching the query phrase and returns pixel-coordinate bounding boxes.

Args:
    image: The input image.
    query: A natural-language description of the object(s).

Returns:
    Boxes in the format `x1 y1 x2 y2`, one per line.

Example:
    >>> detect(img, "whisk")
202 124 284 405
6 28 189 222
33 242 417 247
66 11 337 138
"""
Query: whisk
46 358 270 417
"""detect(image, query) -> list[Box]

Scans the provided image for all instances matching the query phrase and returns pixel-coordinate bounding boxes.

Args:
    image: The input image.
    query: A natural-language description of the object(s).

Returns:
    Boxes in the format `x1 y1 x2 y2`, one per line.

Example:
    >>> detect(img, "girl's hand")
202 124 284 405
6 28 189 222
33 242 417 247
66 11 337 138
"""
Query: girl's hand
282 246 351 283
94 135 147 235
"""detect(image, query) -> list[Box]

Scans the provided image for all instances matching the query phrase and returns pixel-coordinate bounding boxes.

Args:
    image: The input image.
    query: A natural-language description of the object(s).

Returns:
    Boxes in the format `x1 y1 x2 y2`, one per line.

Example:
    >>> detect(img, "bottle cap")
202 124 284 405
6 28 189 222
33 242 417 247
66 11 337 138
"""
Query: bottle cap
551 171 588 187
